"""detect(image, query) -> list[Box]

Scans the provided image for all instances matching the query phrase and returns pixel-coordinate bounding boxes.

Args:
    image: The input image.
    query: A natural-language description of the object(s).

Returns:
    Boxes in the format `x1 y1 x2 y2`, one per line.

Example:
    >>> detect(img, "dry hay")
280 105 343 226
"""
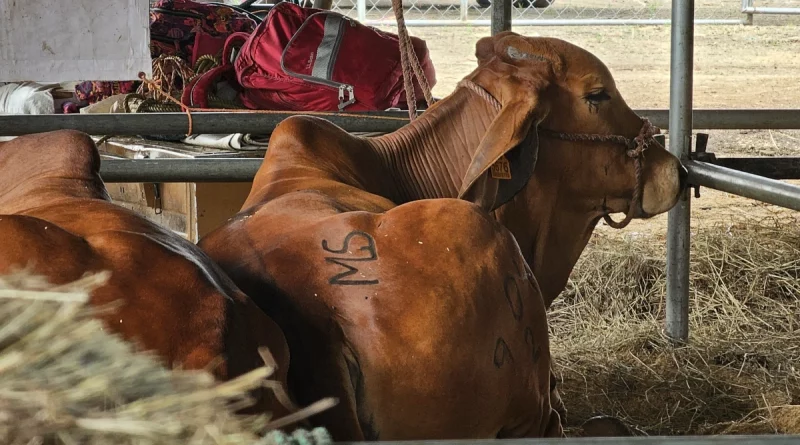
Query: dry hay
0 270 334 445
551 213 800 436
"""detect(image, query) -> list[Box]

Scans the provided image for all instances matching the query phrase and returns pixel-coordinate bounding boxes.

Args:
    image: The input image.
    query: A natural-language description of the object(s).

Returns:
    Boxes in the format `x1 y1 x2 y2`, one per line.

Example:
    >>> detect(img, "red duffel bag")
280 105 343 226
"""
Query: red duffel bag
227 2 436 112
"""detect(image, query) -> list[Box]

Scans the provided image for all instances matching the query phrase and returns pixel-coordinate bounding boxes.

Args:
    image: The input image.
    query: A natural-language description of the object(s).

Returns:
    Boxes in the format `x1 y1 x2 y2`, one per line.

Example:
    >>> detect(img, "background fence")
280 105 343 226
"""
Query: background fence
328 0 751 25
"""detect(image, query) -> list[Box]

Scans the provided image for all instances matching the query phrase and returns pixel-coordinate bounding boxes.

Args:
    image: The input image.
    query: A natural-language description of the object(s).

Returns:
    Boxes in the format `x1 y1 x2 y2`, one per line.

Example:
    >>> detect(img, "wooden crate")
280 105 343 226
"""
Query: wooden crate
96 137 263 243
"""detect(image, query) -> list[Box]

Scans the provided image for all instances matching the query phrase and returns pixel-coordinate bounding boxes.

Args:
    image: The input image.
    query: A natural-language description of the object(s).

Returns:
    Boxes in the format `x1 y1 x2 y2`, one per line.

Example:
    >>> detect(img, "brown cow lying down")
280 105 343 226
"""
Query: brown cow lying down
0 130 292 419
199 32 685 440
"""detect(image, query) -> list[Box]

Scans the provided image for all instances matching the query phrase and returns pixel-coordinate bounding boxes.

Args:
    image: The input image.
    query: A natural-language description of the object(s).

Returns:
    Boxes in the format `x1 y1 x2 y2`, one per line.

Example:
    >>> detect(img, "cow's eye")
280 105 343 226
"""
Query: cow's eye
585 89 611 103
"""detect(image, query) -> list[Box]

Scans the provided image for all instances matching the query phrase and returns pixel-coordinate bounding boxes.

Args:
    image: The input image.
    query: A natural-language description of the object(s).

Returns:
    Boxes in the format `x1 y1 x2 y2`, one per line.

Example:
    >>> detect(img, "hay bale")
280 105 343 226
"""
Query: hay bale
552 214 800 436
0 270 333 445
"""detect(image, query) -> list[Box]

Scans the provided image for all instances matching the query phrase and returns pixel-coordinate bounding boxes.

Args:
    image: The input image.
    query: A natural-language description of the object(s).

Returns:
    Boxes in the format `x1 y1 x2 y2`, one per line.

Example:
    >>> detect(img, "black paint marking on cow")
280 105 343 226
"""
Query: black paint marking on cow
524 327 542 364
493 337 514 368
504 275 523 321
322 230 379 285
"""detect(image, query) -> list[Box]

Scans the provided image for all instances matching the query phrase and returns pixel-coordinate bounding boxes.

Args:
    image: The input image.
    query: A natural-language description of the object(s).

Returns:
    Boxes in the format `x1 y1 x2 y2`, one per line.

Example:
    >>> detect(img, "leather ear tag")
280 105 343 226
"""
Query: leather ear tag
490 155 512 180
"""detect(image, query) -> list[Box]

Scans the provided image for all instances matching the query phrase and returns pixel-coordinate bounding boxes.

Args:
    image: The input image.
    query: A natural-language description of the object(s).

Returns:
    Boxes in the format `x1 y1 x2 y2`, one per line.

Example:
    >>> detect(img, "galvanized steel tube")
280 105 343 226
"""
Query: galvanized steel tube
742 6 800 15
4 110 800 137
94 157 800 184
686 161 800 211
665 0 694 343
0 112 411 137
491 0 512 35
99 159 261 183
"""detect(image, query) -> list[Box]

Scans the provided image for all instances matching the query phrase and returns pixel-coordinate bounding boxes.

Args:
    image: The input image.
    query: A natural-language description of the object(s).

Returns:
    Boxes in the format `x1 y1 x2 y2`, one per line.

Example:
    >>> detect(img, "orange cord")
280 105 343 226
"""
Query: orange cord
137 72 410 136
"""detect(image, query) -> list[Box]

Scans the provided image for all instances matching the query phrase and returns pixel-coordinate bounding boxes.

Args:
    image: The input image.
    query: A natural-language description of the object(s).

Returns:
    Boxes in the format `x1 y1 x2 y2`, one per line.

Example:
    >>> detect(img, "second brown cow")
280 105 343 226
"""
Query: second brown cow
199 33 685 440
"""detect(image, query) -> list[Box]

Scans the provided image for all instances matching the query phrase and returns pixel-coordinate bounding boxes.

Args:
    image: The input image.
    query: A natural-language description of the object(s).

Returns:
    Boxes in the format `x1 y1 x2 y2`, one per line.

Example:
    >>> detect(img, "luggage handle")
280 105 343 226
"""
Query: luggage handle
223 32 252 66
278 10 357 111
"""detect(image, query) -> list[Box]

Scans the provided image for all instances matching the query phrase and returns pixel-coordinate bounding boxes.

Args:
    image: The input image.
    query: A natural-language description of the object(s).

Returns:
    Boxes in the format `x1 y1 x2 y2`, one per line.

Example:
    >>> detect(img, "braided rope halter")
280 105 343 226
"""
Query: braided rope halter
457 79 660 229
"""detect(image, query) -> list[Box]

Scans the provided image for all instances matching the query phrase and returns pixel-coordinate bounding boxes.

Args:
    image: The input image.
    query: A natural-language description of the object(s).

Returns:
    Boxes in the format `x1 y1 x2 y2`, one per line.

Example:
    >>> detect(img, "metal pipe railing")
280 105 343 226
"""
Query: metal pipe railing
742 6 800 15
714 157 800 180
95 157 800 184
665 0 694 344
686 160 800 212
4 109 800 137
0 112 412 137
100 159 261 183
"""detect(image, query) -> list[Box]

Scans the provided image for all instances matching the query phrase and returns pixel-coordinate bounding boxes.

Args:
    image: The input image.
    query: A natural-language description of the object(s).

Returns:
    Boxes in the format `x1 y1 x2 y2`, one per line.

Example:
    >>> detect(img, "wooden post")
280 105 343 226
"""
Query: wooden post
491 0 512 35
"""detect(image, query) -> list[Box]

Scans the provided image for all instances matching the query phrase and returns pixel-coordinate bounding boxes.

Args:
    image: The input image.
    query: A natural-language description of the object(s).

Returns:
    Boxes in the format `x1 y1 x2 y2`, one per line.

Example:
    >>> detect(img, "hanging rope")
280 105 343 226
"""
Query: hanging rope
391 0 434 120
137 55 195 102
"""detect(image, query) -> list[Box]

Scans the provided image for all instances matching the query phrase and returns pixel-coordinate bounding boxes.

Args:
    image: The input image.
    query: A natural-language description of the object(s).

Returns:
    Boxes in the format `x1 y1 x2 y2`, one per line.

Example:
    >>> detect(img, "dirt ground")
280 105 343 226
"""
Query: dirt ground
405 21 800 237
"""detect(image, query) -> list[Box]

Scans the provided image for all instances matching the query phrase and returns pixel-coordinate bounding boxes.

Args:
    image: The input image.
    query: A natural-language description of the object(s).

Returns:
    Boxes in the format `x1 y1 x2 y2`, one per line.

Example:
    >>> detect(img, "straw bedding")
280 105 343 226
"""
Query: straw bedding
551 214 800 435
0 270 332 445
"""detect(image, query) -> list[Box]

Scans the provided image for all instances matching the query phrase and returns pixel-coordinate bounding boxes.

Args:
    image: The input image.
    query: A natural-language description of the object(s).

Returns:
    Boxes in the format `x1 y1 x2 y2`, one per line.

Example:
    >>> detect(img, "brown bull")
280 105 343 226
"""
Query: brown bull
0 130 292 419
199 32 685 440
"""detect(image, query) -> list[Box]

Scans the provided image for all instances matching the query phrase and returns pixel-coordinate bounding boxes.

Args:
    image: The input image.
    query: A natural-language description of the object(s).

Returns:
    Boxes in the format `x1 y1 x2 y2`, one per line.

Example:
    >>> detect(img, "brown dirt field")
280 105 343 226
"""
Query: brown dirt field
406 22 800 237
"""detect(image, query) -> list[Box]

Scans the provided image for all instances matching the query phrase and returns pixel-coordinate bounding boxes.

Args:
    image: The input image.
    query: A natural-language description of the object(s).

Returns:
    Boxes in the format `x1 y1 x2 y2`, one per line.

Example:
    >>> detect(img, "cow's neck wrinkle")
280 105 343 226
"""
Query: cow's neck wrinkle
495 183 599 309
368 89 596 307
369 89 496 203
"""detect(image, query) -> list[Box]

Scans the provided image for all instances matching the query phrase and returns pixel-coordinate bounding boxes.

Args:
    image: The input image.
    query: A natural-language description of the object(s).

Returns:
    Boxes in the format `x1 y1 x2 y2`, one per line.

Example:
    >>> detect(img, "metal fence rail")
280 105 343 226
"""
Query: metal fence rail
686 160 800 211
4 109 800 137
96 156 800 183
0 112 412 137
101 159 261 183
742 0 800 24
664 0 694 343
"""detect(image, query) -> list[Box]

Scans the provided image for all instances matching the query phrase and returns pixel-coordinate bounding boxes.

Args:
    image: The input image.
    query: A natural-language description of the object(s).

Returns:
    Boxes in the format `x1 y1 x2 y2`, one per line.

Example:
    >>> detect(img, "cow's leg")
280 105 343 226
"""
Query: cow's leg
550 367 567 425
498 405 564 439
282 328 366 441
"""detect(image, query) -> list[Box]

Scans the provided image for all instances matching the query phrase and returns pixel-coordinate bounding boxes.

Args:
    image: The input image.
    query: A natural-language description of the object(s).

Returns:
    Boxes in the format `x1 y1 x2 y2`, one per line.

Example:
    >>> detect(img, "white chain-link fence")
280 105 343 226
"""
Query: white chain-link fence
743 0 800 22
329 0 750 26
210 0 800 26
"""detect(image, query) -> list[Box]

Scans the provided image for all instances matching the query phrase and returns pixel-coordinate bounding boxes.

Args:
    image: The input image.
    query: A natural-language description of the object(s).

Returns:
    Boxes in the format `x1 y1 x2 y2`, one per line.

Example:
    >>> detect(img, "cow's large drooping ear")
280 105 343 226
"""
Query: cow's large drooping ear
458 87 547 212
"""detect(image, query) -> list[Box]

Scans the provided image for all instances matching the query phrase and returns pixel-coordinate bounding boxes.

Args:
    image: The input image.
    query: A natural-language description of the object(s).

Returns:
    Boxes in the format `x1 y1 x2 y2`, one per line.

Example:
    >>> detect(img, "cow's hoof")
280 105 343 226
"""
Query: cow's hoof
578 415 635 437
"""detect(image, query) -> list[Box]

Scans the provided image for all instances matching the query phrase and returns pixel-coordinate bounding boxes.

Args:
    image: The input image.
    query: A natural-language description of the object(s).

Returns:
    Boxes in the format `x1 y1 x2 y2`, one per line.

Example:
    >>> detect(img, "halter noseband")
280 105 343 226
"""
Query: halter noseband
457 79 660 229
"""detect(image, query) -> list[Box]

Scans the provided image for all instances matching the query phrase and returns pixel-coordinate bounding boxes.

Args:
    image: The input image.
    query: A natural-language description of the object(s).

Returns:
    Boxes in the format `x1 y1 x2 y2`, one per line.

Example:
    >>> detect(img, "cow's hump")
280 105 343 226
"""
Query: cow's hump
0 130 109 213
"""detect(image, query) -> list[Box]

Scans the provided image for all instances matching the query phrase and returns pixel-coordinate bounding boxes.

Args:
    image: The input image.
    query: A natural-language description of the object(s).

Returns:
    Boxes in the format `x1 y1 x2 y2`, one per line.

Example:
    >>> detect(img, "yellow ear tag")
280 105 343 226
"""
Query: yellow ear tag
490 156 512 180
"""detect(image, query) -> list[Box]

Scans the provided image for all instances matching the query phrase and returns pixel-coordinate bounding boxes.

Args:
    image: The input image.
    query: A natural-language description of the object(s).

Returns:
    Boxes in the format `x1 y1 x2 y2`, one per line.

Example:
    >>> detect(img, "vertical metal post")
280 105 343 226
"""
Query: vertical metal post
313 0 334 9
491 0 512 35
460 0 470 22
357 0 367 22
665 0 694 343
742 0 754 25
